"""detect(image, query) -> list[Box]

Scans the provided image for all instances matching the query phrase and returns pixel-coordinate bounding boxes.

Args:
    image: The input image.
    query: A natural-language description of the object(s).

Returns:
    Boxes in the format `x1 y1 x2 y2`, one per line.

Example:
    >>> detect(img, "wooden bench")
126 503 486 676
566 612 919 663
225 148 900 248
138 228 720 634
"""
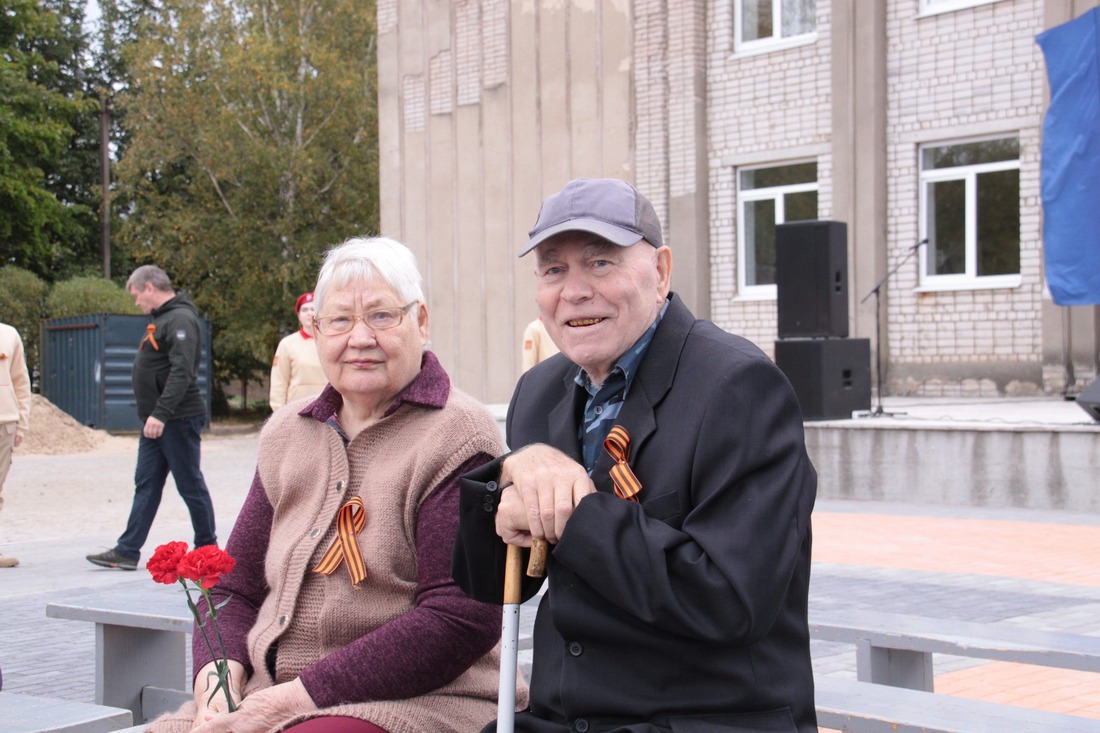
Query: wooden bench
0 691 132 733
810 608 1100 690
46 590 193 724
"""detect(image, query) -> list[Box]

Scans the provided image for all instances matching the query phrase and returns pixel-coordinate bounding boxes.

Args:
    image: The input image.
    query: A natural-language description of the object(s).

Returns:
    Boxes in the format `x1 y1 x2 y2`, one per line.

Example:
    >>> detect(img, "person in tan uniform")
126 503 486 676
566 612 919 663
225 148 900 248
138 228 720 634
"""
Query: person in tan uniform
269 292 328 411
0 322 31 568
520 316 559 372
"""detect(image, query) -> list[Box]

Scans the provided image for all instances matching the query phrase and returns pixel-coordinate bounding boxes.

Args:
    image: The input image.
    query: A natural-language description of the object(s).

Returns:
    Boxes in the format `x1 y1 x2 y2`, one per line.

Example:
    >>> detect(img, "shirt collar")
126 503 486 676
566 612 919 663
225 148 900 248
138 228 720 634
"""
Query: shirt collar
300 349 450 423
574 298 670 395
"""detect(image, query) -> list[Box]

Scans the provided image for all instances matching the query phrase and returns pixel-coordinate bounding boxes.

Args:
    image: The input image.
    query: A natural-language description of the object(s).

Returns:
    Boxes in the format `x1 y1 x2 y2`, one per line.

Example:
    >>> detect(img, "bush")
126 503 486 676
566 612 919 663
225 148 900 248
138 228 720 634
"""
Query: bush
0 266 50 374
45 276 140 319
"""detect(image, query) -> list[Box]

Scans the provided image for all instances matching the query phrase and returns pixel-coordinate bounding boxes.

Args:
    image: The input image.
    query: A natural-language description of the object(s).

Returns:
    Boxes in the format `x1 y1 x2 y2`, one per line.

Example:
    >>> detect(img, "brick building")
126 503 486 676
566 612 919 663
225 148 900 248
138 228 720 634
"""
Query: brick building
377 0 1099 405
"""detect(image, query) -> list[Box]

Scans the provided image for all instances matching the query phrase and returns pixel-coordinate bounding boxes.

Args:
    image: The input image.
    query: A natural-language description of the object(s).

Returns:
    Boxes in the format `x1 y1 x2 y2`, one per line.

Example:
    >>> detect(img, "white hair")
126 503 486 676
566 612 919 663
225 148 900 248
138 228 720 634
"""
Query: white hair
314 236 425 312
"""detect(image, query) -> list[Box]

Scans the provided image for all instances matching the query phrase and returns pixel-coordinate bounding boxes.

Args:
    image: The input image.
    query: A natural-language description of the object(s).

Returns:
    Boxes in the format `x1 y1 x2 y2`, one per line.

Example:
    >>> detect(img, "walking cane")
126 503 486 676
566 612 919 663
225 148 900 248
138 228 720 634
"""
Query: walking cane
498 538 548 733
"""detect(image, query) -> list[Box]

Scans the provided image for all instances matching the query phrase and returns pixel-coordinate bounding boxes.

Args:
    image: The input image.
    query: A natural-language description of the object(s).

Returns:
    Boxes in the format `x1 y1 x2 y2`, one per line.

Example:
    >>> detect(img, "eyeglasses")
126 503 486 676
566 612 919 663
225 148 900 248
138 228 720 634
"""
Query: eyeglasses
313 302 418 336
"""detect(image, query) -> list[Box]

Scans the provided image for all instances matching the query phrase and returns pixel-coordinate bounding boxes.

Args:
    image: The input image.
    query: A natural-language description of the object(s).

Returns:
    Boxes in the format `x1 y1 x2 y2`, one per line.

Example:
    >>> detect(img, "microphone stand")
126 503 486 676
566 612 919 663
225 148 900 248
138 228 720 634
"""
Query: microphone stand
858 238 928 417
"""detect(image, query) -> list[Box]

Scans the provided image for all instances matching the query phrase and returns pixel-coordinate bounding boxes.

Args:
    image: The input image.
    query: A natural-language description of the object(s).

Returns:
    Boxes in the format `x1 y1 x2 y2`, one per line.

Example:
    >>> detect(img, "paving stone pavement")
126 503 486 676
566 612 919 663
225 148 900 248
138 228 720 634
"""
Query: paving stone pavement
2 428 1099 722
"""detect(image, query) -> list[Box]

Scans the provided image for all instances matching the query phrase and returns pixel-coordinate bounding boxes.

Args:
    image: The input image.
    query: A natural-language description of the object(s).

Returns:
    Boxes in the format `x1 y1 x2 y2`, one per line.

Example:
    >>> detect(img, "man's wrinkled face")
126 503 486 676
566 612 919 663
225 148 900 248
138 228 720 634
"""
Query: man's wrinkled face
533 232 671 386
129 282 159 314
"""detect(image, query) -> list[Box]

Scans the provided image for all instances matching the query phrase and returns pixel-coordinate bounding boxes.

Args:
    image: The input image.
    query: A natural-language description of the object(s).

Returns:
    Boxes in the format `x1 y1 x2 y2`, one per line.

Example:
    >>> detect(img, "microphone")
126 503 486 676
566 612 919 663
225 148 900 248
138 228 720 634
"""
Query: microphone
909 238 929 252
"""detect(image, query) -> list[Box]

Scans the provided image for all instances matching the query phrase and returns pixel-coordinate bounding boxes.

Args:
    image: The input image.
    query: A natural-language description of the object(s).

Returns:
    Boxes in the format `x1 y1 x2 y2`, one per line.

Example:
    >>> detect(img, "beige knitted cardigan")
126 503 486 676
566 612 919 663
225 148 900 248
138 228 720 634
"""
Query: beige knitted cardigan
149 386 525 733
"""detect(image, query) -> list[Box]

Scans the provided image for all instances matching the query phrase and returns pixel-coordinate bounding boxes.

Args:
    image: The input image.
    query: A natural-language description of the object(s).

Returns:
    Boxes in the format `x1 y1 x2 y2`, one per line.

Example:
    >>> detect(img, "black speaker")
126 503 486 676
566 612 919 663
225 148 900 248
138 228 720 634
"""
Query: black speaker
776 220 849 338
1077 377 1100 422
774 338 871 421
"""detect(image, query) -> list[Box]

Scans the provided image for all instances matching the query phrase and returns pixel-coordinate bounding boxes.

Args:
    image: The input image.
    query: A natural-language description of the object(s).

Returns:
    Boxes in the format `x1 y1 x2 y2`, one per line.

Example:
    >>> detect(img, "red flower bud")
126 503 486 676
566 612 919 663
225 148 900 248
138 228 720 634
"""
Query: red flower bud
177 545 236 590
146 541 190 585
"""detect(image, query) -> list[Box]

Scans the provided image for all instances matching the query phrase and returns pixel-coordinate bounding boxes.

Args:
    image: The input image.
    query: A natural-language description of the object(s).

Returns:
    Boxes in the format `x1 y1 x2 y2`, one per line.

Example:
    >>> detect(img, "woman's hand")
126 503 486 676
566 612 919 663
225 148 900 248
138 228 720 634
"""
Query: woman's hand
191 678 317 733
190 660 246 730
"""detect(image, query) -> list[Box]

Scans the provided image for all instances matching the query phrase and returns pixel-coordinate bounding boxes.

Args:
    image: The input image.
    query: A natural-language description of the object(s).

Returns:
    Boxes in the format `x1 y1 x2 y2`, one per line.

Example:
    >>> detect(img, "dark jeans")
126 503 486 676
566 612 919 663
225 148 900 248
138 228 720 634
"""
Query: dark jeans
115 415 216 560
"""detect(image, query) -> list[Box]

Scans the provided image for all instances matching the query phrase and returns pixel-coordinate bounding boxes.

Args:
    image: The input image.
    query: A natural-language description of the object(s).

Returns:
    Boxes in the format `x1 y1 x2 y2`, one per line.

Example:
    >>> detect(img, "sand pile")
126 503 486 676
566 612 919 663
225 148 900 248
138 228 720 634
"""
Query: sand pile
18 394 124 455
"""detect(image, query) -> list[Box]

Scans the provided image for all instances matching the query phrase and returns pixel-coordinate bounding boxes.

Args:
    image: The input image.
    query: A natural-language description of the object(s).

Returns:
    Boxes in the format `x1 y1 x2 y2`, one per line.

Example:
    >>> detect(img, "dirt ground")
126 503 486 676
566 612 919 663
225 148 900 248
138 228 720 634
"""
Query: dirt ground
17 394 134 455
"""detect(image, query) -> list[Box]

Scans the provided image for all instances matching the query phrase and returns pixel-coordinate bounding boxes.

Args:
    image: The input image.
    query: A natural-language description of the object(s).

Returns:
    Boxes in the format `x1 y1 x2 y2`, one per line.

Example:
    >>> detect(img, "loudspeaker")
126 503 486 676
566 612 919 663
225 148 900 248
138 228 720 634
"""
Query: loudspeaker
1077 377 1100 422
776 220 849 338
774 338 871 421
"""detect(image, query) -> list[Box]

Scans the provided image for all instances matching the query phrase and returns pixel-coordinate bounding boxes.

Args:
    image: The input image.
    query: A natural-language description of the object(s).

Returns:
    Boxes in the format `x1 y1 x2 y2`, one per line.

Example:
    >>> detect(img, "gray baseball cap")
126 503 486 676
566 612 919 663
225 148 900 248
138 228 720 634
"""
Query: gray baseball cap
520 178 663 257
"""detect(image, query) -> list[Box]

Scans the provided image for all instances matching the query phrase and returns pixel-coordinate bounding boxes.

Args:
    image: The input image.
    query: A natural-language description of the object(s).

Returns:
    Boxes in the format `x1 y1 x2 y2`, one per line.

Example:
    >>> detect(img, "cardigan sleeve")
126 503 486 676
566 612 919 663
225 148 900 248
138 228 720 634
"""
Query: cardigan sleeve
297 453 502 707
191 471 270 679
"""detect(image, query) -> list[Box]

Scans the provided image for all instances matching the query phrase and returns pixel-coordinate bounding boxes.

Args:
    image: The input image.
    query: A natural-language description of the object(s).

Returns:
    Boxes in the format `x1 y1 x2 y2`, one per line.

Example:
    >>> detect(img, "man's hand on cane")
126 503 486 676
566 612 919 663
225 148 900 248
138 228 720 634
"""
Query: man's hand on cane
498 444 596 546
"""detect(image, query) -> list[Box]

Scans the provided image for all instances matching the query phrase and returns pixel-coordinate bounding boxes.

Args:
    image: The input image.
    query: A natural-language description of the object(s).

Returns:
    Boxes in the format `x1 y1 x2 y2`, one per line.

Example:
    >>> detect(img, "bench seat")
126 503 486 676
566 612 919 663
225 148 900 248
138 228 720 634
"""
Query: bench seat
811 609 1100 690
0 691 132 733
815 676 1100 733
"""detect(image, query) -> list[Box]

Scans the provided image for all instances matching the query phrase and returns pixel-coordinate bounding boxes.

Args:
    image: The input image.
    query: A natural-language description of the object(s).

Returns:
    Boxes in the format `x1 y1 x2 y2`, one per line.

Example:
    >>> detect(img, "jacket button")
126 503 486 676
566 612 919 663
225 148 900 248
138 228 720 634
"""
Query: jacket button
486 480 498 492
335 480 344 492
567 641 583 656
572 719 589 733
309 528 320 538
277 615 289 626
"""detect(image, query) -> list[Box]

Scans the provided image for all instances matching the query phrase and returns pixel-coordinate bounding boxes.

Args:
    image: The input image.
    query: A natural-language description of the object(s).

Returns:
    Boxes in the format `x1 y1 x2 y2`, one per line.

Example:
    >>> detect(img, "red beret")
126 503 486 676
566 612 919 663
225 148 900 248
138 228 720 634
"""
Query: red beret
295 292 315 312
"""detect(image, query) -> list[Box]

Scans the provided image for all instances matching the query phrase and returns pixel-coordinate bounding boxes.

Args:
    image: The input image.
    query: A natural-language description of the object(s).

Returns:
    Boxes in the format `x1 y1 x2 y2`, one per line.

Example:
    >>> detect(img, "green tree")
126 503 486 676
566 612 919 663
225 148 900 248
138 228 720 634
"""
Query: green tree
0 0 98 278
0 265 49 378
115 0 379 392
44 275 139 318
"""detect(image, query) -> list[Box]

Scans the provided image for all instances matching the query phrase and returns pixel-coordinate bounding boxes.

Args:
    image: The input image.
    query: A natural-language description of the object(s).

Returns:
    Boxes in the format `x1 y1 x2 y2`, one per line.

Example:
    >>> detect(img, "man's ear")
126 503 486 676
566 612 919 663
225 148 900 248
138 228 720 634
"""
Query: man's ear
655 246 673 299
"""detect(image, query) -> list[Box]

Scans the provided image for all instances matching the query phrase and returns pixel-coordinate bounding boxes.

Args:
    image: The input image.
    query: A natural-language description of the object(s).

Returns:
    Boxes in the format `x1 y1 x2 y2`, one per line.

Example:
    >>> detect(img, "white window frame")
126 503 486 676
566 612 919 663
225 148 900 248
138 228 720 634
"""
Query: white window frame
918 138 1021 292
918 0 1006 19
737 163 819 300
734 0 817 56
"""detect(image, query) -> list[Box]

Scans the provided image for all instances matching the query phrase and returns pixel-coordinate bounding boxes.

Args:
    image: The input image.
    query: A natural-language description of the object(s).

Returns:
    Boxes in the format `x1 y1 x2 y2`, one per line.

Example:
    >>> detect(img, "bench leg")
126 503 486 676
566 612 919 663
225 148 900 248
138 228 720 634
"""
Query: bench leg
856 640 934 691
96 623 188 722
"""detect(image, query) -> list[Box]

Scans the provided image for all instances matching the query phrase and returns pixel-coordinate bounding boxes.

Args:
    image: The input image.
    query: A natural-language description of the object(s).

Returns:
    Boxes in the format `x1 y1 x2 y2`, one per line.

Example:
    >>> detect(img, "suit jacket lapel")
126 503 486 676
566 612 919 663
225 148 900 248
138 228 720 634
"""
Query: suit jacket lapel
547 368 585 463
592 294 694 496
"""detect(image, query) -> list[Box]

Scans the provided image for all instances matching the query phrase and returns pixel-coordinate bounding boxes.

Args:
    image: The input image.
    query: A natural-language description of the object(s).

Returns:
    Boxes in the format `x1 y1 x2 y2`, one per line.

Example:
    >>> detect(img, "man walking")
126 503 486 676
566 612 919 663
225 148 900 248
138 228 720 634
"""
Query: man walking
453 178 818 731
87 265 217 570
0 321 31 568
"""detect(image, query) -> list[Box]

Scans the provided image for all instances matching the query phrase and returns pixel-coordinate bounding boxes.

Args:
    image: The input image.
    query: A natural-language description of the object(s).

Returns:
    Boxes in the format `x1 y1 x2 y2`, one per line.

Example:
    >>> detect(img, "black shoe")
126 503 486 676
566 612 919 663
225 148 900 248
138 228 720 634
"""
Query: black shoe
86 549 138 571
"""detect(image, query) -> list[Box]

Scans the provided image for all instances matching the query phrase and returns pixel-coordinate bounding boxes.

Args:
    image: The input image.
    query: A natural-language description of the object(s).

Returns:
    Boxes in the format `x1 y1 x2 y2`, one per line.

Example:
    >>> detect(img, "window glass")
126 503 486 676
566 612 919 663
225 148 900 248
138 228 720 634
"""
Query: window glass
922 138 1019 169
745 199 777 286
741 0 772 43
927 179 966 276
976 169 1020 276
740 162 817 190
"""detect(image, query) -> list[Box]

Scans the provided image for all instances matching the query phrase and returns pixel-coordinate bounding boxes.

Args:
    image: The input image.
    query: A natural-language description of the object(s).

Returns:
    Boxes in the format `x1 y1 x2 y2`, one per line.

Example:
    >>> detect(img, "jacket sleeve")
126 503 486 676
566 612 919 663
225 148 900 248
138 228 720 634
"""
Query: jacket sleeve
268 337 291 411
152 314 202 422
10 332 31 434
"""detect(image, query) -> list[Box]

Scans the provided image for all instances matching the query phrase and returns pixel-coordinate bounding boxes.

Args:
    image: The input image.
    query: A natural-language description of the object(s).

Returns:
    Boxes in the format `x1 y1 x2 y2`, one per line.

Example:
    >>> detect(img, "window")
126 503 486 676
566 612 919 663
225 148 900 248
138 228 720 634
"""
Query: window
737 162 818 299
919 138 1020 289
919 0 1006 18
736 0 816 52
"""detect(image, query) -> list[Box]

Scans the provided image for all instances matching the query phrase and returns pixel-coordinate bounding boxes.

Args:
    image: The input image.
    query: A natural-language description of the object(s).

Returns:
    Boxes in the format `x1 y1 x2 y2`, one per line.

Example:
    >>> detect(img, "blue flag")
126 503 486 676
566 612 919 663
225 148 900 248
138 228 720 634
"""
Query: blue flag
1036 9 1100 306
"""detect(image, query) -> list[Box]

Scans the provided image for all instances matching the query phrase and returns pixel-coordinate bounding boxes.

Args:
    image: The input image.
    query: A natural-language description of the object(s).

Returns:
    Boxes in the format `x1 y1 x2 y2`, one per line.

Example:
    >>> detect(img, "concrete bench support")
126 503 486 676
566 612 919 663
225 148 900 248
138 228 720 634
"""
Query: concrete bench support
855 640 933 690
0 691 132 733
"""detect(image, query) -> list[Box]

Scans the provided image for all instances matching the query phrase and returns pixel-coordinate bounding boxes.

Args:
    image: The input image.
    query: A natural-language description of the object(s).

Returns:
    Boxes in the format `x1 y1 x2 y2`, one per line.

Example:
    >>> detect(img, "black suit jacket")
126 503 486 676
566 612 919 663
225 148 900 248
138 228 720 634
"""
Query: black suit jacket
453 294 818 733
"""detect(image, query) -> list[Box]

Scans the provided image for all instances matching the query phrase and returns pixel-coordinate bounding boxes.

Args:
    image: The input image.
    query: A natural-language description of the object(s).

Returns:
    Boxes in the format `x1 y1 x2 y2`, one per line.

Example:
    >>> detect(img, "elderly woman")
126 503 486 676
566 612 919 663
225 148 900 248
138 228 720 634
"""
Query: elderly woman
151 237 524 733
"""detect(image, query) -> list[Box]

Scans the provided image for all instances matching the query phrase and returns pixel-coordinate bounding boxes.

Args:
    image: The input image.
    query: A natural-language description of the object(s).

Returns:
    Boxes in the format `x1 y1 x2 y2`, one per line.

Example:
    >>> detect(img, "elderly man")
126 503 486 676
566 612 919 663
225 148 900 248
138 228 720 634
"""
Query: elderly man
453 178 818 732
87 265 216 570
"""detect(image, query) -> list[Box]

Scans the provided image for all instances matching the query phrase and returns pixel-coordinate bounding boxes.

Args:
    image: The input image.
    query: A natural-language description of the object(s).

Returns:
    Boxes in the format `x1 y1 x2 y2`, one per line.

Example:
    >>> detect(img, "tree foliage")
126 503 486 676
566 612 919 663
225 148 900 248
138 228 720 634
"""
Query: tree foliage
115 0 380 387
45 275 139 318
0 0 99 278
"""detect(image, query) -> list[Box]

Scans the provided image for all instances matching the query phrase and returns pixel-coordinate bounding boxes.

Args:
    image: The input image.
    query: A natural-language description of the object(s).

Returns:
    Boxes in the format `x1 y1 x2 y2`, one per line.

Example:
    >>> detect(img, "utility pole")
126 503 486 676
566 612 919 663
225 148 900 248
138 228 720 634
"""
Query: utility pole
100 89 111 279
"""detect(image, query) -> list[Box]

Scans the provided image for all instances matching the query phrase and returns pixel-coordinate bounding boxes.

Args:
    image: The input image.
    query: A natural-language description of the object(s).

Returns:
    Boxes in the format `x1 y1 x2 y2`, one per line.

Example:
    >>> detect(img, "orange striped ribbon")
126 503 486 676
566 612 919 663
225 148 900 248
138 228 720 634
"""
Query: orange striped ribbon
139 323 159 351
313 497 368 586
604 425 642 502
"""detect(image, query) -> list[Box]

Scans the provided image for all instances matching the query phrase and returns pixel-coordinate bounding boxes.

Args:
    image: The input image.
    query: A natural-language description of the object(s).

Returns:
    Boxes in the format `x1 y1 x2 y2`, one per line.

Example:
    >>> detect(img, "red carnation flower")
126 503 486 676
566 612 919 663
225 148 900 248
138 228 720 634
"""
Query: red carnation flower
177 545 236 590
146 541 190 585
